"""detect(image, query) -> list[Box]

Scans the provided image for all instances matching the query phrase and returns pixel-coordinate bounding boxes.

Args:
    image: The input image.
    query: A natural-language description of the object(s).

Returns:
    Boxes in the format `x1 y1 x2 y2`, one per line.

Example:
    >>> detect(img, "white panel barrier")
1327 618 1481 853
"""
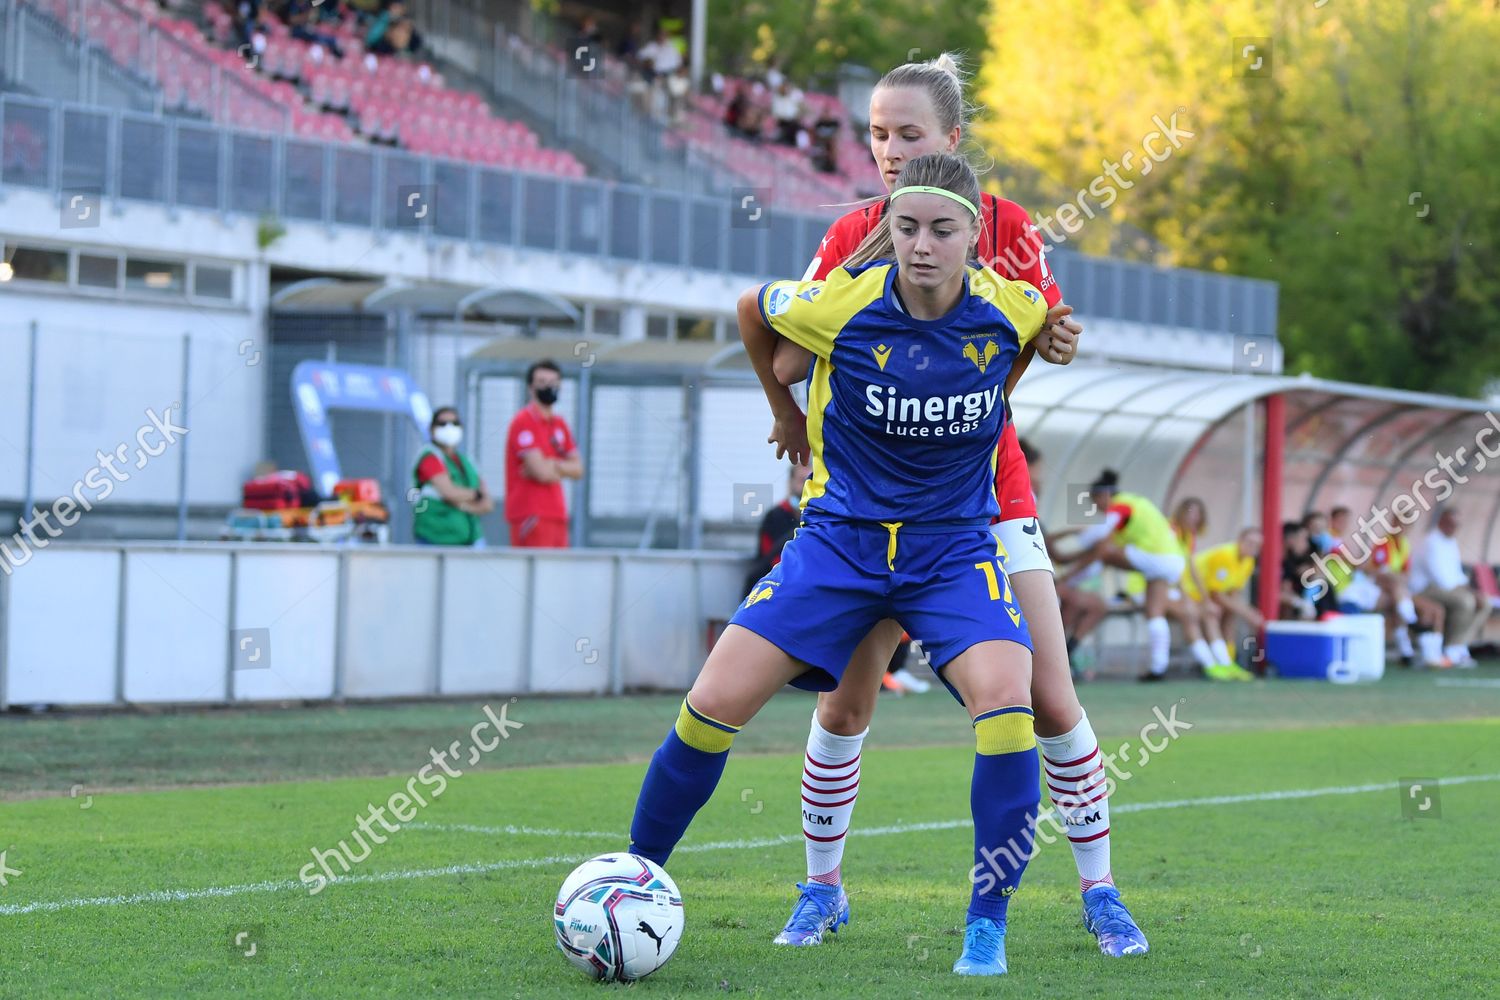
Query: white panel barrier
437 554 530 695
617 556 699 693
122 550 231 703
230 551 341 702
342 553 441 699
530 556 614 694
3 548 122 705
0 543 754 708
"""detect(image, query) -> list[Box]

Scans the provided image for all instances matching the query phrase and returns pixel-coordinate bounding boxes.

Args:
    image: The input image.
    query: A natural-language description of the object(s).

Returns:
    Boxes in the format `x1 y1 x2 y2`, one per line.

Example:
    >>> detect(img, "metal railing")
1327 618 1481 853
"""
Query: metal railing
2 0 289 132
0 91 1280 335
415 0 713 195
0 0 158 110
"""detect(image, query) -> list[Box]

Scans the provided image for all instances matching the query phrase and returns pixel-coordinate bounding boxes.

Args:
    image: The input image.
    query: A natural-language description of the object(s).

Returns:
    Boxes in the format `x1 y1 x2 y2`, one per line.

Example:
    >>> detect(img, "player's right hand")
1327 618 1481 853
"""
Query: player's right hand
768 409 810 465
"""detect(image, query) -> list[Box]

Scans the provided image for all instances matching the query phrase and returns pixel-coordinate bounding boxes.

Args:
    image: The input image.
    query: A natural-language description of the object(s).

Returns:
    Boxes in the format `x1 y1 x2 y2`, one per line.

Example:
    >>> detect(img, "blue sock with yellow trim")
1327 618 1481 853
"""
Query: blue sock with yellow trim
628 699 741 867
968 706 1041 925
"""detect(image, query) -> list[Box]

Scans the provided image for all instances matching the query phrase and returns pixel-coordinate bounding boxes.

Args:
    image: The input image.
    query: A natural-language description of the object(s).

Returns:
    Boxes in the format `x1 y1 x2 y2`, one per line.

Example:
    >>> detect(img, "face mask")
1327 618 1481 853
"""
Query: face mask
433 424 463 448
535 386 560 406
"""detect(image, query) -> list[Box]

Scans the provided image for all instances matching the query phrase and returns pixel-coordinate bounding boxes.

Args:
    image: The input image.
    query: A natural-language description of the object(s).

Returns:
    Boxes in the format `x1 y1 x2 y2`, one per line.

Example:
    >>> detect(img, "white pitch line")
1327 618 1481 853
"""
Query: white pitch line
406 822 620 839
1435 678 1500 688
3 773 1497 918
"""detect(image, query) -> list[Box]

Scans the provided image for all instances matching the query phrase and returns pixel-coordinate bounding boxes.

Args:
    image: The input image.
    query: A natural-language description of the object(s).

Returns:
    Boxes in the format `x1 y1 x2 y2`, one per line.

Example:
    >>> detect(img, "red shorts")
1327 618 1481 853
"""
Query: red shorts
508 516 569 548
993 421 1037 522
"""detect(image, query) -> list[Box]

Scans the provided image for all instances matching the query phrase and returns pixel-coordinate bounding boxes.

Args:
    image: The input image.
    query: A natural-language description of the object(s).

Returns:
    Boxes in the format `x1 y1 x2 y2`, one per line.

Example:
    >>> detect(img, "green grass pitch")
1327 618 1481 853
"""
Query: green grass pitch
1 668 1498 998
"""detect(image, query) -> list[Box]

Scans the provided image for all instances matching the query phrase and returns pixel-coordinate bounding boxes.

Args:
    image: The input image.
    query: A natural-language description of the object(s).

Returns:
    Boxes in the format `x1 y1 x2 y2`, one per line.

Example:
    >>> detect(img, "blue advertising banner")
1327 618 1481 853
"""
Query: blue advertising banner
290 361 433 497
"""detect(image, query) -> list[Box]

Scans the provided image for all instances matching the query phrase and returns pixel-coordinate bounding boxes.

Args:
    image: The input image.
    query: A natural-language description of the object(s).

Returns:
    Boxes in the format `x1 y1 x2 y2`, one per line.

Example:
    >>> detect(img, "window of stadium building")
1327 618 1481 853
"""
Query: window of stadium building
589 306 621 337
2 245 68 284
192 264 234 300
677 315 717 341
124 257 186 296
646 314 672 339
77 253 122 290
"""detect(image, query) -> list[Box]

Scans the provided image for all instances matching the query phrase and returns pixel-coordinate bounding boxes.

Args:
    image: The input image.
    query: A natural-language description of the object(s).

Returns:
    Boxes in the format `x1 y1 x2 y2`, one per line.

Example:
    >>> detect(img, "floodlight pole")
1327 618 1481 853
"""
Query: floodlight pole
689 0 706 90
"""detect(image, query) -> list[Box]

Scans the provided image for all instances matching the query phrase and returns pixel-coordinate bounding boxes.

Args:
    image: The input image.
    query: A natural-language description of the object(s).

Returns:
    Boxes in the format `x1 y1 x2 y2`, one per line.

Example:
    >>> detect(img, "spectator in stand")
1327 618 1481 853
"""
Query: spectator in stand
1304 510 1334 555
1409 506 1490 666
724 81 747 134
411 406 492 547
281 0 345 58
367 0 421 56
743 462 809 597
504 360 583 548
770 79 805 145
568 15 604 73
812 109 841 174
233 0 266 50
665 64 691 125
615 23 642 66
638 26 682 82
732 84 768 141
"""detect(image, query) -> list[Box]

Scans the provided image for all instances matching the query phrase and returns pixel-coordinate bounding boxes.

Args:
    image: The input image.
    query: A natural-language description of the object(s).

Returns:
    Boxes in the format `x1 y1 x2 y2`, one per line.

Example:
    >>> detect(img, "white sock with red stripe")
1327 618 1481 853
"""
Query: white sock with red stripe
1036 711 1114 893
802 710 866 887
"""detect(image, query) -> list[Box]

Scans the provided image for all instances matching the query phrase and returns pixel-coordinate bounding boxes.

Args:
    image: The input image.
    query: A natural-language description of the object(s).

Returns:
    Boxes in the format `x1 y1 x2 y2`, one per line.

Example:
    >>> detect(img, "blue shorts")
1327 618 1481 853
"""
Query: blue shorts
730 517 1031 698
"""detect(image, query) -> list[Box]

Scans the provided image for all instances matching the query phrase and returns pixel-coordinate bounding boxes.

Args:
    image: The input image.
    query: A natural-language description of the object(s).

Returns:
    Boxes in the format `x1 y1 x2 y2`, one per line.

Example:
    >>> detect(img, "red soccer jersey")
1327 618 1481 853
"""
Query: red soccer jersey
803 193 1064 520
504 403 577 522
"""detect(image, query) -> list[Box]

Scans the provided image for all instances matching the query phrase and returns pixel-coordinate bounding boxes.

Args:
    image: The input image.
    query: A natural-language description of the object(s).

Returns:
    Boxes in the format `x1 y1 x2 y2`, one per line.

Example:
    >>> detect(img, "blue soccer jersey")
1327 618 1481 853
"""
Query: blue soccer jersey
758 261 1046 524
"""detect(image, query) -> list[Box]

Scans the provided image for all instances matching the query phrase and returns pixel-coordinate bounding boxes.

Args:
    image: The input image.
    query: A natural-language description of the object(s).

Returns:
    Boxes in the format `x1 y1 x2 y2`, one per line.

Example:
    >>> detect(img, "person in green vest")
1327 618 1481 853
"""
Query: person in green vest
412 406 493 547
1054 470 1187 682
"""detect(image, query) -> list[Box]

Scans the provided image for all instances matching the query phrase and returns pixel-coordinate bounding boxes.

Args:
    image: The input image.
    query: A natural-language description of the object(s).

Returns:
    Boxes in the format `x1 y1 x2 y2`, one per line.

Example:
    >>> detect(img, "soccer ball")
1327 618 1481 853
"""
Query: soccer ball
554 853 683 982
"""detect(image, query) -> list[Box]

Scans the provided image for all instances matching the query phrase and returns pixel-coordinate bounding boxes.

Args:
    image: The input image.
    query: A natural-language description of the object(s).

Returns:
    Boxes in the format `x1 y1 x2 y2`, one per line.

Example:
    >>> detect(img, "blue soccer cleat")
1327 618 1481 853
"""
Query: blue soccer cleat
1082 884 1150 956
772 881 850 946
952 916 1007 975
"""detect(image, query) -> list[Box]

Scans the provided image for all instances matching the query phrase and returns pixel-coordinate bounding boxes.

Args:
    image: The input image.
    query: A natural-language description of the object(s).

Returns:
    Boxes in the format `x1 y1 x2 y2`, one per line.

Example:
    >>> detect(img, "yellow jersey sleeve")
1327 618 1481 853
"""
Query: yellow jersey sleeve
969 265 1047 349
759 279 839 359
758 265 887 360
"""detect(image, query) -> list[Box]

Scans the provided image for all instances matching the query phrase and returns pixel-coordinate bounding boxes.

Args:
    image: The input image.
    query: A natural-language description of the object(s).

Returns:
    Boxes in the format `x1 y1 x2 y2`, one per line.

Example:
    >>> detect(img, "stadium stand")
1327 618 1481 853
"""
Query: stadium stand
10 0 586 173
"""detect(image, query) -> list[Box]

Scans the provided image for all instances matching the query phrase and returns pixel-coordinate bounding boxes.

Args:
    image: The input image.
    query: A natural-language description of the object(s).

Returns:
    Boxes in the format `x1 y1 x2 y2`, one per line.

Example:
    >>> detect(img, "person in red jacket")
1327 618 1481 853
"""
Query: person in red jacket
504 360 583 547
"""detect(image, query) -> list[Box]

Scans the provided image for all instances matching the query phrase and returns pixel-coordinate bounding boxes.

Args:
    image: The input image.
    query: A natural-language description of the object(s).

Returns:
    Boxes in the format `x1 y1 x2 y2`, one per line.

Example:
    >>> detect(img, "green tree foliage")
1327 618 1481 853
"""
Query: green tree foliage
974 0 1500 396
705 0 977 89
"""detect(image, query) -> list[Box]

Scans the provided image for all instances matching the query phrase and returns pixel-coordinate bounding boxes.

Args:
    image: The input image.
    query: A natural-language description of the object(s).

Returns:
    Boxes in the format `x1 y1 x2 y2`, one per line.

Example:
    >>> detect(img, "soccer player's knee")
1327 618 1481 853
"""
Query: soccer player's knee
1031 687 1082 736
819 699 873 735
673 698 741 753
973 706 1036 755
